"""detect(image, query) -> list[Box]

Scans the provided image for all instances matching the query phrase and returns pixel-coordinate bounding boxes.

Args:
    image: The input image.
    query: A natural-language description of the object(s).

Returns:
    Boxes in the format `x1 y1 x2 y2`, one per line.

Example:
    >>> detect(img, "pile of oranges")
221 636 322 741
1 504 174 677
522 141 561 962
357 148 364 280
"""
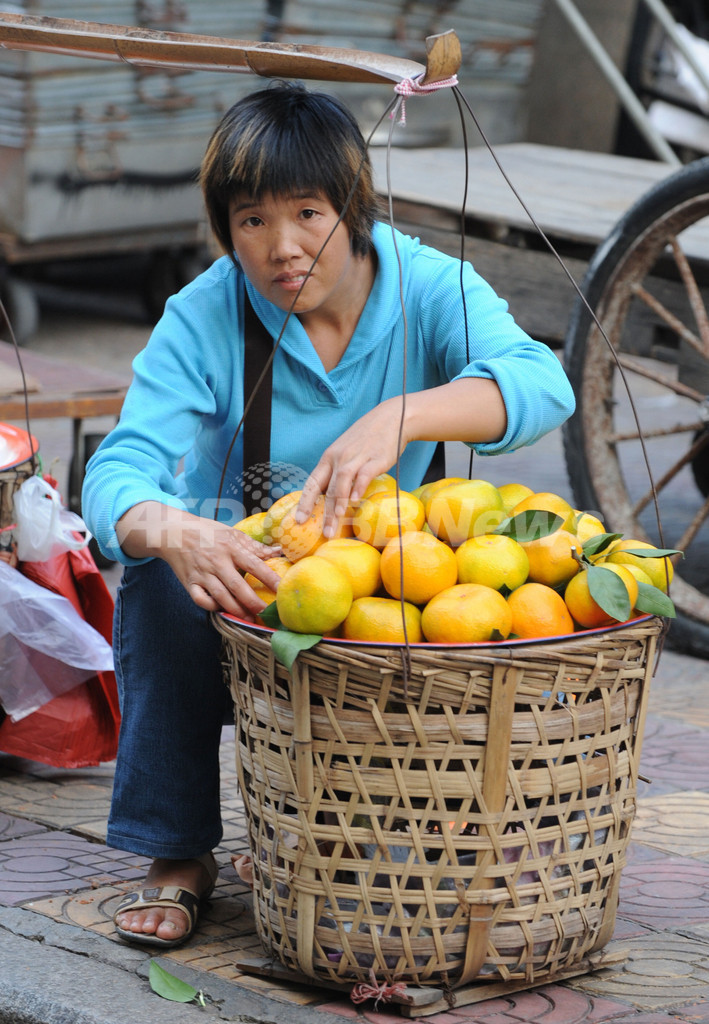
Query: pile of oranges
234 474 676 644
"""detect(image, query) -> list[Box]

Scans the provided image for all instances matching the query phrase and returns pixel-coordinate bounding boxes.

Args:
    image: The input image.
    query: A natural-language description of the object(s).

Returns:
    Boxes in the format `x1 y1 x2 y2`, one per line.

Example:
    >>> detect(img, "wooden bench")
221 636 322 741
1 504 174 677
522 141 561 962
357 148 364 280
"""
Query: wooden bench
370 142 677 345
0 339 126 512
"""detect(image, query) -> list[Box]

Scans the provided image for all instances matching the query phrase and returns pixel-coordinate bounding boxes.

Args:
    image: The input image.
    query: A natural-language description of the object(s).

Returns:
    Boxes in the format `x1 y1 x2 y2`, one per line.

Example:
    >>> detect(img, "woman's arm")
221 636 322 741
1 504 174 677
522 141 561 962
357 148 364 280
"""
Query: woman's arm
116 501 282 618
297 376 507 535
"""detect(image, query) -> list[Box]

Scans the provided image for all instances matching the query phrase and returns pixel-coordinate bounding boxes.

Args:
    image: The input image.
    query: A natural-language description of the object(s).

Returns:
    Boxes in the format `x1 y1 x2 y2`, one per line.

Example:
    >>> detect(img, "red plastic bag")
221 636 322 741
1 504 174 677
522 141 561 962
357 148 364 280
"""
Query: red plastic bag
0 546 120 768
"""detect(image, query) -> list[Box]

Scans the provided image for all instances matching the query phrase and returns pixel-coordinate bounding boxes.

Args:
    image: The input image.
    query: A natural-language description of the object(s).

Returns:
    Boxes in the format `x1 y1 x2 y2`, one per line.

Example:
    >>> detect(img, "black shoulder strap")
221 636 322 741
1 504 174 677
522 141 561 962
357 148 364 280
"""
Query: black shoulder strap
422 440 446 484
242 288 444 507
242 291 273 515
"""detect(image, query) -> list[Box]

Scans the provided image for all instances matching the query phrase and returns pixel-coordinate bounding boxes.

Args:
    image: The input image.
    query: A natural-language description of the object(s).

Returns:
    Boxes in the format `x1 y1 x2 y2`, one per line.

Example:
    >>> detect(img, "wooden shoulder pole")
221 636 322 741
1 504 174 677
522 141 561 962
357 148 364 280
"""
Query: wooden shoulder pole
0 13 460 86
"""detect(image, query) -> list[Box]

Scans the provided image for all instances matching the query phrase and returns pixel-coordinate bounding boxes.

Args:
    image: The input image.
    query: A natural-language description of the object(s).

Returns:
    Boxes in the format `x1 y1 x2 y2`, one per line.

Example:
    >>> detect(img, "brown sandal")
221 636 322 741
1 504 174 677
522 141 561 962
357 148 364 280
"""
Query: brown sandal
113 852 218 949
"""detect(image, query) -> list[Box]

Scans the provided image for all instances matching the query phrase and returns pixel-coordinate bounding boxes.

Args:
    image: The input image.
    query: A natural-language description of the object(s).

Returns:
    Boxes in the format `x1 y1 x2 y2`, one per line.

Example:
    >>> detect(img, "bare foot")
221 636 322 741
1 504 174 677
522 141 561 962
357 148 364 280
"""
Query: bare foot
115 855 216 943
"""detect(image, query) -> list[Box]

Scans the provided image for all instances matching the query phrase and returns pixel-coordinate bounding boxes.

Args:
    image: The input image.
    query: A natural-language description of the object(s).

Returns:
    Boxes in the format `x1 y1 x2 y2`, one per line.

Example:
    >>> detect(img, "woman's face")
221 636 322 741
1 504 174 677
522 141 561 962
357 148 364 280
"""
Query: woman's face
228 191 360 315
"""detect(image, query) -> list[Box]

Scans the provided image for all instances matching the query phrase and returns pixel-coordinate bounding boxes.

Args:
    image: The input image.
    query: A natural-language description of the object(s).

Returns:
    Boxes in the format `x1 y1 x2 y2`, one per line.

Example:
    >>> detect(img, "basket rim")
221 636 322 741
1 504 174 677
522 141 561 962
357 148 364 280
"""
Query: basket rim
217 610 660 651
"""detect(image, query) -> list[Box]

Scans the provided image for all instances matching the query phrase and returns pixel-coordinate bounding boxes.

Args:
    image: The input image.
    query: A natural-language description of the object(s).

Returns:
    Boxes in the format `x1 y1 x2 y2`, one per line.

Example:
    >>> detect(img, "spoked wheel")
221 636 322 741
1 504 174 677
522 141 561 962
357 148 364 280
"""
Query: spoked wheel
564 156 709 657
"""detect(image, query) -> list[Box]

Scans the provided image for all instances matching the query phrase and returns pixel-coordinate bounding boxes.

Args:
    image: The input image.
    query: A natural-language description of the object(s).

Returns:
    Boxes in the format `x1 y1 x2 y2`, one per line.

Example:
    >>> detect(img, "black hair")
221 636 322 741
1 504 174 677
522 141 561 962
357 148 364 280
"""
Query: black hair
200 81 379 260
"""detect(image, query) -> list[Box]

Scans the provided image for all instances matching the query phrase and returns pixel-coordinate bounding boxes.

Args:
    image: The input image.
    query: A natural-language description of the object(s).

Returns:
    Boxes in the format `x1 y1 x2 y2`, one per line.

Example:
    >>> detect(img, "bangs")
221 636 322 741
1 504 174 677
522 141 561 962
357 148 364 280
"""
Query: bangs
229 118 342 203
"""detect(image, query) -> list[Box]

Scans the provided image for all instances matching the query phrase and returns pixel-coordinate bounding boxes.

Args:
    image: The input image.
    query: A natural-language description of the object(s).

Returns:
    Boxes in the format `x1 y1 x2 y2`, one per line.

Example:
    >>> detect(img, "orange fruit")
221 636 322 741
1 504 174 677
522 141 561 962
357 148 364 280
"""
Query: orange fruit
572 511 606 545
617 562 653 587
278 495 352 562
497 482 534 516
343 596 423 643
276 556 353 635
506 582 575 639
604 539 674 593
314 537 382 599
417 476 469 516
346 472 399 522
604 563 640 611
564 564 638 629
425 479 505 547
421 583 512 644
233 510 270 544
455 534 529 592
352 490 425 549
243 555 293 603
380 530 458 605
511 491 576 533
262 490 303 543
521 529 581 588
362 473 398 499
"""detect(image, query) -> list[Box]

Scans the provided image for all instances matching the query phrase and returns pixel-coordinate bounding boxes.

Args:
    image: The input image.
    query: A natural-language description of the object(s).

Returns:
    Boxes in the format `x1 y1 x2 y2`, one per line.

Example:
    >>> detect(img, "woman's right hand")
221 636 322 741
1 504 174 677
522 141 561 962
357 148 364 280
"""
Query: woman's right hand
116 502 281 618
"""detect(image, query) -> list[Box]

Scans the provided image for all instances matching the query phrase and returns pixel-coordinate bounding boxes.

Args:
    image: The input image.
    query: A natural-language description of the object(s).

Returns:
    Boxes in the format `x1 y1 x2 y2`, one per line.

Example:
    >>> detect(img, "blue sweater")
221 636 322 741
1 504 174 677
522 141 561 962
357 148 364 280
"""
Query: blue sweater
83 222 575 563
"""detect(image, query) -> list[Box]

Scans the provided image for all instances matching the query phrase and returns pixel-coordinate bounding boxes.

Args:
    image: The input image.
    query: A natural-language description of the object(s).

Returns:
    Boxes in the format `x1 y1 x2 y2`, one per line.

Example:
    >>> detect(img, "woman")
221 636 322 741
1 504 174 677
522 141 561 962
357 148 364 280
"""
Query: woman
82 81 575 948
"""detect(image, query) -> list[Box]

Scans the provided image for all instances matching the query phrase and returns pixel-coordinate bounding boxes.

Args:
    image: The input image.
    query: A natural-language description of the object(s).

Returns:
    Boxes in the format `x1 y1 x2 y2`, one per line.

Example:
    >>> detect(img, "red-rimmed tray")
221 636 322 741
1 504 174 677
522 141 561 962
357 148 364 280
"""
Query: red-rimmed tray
218 608 656 649
0 422 38 472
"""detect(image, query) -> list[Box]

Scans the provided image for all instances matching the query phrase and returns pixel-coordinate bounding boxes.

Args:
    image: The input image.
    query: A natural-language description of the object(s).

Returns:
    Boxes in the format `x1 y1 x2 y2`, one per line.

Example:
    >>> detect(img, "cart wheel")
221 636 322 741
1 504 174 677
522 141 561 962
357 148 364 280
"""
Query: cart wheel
564 156 709 657
69 431 114 570
0 277 40 345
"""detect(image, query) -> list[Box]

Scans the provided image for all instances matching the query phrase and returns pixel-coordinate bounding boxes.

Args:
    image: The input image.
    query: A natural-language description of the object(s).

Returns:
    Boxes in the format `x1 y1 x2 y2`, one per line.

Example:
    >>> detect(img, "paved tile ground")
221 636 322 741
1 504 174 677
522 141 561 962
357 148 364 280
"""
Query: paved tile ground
1 644 708 1022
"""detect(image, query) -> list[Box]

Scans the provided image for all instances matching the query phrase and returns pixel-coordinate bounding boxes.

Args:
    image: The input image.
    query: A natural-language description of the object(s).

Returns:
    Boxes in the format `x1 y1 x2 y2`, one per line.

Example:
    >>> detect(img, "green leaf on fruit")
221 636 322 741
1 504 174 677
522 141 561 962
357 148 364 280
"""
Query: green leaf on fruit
271 629 322 670
587 565 632 621
634 581 676 618
495 510 564 542
259 601 281 629
257 602 322 669
149 962 203 1004
620 547 682 559
581 532 623 558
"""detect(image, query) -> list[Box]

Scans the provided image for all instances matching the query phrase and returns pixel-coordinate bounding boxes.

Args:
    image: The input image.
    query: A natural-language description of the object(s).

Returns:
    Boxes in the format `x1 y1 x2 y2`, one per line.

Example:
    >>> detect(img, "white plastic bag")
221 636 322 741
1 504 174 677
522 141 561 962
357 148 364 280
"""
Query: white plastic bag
12 474 91 562
0 560 114 721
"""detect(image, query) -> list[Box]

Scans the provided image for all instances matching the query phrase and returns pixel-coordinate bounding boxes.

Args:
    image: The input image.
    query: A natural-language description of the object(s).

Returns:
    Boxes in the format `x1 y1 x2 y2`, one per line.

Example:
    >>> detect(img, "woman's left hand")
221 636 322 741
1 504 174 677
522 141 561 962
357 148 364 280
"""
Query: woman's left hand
295 398 406 536
293 378 507 537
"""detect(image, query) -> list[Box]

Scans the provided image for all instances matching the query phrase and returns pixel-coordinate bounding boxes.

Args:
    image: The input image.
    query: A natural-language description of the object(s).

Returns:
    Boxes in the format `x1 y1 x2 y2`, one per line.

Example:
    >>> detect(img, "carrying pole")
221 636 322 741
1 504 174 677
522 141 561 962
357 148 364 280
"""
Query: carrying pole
0 13 461 86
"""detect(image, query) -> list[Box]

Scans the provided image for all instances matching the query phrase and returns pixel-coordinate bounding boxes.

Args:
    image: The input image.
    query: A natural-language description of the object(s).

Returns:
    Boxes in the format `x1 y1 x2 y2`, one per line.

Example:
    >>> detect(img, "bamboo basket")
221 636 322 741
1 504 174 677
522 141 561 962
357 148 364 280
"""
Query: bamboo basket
0 458 34 530
215 612 662 1006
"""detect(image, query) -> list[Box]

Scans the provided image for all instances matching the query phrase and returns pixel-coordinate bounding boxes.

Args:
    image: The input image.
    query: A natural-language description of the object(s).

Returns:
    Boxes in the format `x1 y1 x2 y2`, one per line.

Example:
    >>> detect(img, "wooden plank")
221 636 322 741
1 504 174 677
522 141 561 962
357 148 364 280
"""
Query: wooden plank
370 143 677 246
0 340 126 422
0 223 206 265
237 947 627 1018
392 213 587 345
0 340 126 398
397 948 628 1017
0 394 126 420
1 362 40 394
235 955 443 1007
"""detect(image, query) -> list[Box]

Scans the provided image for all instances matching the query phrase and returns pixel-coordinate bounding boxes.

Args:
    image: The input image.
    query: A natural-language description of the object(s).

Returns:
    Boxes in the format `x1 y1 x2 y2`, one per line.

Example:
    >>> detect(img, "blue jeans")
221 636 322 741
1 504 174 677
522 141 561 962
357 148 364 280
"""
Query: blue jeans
107 559 232 858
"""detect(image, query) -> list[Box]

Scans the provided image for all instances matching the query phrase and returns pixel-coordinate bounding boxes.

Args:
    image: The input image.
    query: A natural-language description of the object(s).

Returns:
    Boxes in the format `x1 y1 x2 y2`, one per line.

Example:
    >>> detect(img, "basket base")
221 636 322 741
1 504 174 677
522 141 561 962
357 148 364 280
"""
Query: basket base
235 948 627 1018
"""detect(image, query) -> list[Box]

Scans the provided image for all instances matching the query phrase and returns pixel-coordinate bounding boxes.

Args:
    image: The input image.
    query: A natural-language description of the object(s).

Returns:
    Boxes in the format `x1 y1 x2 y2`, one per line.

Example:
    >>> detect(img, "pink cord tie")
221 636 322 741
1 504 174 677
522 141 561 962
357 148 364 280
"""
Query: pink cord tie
393 72 459 124
350 968 408 1008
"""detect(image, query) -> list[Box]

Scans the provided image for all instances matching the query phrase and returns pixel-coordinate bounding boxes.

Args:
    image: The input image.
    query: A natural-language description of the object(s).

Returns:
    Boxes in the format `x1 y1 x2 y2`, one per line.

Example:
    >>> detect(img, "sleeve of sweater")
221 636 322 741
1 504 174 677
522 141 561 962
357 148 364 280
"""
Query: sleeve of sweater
416 249 576 455
81 265 239 564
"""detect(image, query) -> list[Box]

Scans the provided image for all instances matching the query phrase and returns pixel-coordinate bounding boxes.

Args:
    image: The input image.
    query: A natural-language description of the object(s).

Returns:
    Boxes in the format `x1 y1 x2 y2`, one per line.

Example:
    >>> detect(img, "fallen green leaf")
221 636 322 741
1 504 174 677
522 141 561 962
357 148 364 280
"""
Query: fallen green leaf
587 565 632 621
149 961 201 1004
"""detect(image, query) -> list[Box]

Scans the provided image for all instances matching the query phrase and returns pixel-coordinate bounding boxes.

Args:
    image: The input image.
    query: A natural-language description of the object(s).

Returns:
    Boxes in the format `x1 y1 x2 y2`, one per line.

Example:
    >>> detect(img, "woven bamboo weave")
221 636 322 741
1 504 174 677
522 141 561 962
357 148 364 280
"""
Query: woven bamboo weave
0 459 33 530
215 613 662 991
